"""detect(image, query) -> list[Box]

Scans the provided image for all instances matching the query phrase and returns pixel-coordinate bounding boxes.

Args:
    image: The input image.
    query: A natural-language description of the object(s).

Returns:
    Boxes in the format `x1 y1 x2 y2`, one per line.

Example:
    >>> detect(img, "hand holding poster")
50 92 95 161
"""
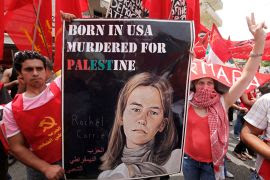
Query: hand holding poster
63 19 194 179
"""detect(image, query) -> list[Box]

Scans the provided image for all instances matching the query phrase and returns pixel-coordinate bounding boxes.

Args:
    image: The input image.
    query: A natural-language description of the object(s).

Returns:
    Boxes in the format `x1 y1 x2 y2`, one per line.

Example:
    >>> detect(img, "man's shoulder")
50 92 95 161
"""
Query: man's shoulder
261 93 270 100
52 76 61 90
4 68 12 75
256 93 270 106
3 96 21 113
4 101 12 111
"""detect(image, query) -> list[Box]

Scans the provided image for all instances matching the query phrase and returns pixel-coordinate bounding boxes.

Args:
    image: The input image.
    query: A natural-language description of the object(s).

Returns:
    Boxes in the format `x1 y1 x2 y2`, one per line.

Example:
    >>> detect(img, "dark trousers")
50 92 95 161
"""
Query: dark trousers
0 142 8 180
228 107 234 122
183 154 215 180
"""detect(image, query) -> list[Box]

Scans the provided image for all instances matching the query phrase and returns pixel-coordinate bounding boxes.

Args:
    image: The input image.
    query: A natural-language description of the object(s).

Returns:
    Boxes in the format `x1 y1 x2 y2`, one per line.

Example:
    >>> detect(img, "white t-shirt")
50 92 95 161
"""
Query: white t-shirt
3 76 61 138
244 93 270 172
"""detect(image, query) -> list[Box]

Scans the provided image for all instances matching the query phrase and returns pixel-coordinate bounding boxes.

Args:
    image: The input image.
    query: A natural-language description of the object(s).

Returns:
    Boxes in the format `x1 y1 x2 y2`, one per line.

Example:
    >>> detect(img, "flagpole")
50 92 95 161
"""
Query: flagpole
87 0 92 18
52 0 55 62
32 0 52 60
32 0 42 51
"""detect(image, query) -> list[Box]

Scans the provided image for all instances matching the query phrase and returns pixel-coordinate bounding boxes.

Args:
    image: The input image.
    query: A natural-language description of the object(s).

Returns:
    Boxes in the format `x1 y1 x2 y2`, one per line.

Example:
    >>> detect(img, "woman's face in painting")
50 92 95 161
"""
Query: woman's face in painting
122 86 166 149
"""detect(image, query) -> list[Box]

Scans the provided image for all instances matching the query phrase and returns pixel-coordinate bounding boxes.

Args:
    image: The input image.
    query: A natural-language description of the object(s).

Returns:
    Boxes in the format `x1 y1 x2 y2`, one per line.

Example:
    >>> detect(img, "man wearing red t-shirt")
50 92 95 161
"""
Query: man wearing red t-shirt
3 51 64 180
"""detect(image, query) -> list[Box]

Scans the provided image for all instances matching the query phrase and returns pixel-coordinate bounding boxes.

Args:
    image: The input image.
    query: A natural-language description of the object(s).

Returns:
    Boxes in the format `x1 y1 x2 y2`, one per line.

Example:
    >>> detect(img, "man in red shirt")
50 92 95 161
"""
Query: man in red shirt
3 51 64 180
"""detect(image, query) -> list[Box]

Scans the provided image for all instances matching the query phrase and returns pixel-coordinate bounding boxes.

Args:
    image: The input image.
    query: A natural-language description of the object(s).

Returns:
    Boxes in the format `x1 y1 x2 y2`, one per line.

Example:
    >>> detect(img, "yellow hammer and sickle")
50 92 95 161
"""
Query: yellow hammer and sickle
39 116 57 133
21 27 40 52
46 19 52 32
35 24 46 46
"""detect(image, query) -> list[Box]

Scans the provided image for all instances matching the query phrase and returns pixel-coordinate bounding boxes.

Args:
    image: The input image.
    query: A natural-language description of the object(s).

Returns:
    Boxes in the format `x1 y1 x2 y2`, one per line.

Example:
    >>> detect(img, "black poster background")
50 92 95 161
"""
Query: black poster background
63 19 194 179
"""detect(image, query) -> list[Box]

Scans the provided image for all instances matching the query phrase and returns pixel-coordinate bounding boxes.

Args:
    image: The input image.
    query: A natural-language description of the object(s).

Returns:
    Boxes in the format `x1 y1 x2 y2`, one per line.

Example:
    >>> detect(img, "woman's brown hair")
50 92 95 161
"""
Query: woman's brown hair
99 72 178 170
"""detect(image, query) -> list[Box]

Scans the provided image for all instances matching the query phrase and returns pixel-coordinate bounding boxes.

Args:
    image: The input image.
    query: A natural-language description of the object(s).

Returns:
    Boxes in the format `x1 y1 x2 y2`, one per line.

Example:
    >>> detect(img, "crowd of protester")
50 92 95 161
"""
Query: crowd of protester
0 11 270 180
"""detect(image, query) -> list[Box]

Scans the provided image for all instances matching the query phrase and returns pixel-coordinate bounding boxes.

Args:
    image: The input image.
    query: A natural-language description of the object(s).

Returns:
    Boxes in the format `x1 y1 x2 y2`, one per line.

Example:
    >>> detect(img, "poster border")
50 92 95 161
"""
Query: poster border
61 18 194 179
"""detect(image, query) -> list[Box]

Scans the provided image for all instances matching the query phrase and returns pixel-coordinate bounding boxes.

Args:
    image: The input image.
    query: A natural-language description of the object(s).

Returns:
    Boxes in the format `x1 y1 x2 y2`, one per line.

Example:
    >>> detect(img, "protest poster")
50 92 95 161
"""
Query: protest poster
63 19 194 179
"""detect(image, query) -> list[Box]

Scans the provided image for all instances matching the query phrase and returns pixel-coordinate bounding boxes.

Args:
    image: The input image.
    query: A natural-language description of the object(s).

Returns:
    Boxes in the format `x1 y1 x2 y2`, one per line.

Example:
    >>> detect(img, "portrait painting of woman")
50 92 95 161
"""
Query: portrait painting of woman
98 72 181 179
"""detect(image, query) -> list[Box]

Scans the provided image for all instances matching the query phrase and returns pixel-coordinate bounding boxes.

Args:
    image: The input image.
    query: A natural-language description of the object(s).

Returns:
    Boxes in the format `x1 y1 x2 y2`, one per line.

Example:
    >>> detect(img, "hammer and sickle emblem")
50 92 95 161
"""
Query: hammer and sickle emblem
39 117 57 132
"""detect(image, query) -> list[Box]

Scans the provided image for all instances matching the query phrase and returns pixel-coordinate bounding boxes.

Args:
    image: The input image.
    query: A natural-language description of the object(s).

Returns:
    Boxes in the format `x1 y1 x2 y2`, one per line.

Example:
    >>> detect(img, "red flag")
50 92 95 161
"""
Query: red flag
4 4 36 52
54 0 83 71
4 0 32 11
228 33 270 61
228 39 253 60
194 32 209 59
191 60 270 92
206 24 232 64
4 0 52 58
186 0 200 41
0 0 4 60
79 0 89 12
146 0 171 19
142 0 151 10
35 0 52 59
200 24 210 34
145 0 200 40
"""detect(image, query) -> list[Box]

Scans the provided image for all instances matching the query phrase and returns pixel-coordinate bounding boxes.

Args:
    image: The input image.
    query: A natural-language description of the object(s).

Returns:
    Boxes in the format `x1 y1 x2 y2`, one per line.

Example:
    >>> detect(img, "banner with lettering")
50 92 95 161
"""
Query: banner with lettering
191 60 270 92
106 0 143 18
63 19 194 179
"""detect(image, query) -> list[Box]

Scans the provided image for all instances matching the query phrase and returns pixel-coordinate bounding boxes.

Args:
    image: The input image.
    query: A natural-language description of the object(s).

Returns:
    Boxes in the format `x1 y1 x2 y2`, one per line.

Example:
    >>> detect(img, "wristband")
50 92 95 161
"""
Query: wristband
250 52 263 58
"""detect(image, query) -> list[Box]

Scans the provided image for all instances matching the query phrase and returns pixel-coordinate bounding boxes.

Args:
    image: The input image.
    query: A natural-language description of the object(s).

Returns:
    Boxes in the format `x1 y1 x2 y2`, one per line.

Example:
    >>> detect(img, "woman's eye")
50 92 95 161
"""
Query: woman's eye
198 81 203 84
150 111 159 116
131 108 140 112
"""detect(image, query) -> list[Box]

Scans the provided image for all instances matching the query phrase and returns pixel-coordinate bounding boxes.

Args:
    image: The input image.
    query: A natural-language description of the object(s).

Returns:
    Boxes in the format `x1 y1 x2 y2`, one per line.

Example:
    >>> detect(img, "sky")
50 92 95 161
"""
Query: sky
216 0 270 41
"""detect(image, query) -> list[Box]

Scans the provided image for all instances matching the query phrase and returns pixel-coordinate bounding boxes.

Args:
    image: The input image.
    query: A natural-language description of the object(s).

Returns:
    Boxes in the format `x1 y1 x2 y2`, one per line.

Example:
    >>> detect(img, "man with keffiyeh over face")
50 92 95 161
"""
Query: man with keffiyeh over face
183 13 267 180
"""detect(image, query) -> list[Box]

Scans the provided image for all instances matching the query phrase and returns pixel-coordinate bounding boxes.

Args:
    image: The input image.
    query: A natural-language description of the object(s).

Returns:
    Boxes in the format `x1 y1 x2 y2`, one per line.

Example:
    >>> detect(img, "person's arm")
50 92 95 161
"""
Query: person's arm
0 68 11 84
231 103 248 113
241 122 270 160
224 13 266 108
8 133 64 180
60 10 76 22
1 68 18 90
241 93 256 107
3 80 18 90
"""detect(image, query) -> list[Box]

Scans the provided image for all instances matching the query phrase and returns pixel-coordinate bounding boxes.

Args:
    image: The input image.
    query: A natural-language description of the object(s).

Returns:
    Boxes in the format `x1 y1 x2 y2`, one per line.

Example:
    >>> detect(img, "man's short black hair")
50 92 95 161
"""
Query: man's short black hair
259 81 270 95
13 51 46 72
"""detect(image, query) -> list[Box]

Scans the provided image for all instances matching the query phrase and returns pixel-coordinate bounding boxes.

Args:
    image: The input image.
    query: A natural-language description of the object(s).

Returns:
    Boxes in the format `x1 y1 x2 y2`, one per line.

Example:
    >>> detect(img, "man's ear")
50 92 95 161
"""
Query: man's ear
158 118 167 132
17 73 23 79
